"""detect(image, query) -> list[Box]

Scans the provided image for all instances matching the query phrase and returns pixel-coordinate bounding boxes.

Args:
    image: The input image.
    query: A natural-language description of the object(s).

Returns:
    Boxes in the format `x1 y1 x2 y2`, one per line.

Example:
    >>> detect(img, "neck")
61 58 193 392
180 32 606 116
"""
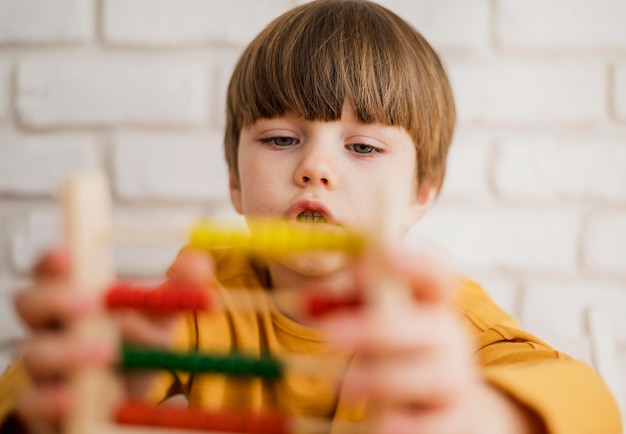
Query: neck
267 259 353 325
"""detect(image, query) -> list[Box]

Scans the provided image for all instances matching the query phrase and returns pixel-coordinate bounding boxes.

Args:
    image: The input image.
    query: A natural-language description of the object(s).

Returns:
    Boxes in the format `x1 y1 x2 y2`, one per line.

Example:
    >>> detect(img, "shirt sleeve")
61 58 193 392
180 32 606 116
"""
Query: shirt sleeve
455 277 623 434
0 362 30 432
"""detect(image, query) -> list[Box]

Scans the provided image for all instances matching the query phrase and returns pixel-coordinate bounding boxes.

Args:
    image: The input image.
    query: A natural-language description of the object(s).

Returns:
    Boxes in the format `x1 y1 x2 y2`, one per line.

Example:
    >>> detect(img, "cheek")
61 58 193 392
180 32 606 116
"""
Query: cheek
237 165 282 214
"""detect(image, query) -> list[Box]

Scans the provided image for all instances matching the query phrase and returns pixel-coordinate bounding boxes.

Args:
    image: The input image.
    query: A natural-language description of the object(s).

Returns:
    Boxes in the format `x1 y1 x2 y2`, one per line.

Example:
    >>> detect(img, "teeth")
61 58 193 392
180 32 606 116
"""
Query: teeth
296 211 327 223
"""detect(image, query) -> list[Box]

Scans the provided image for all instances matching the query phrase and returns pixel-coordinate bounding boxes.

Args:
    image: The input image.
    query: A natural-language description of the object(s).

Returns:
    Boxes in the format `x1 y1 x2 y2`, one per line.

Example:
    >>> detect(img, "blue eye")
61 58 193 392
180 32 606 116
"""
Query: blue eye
261 137 299 147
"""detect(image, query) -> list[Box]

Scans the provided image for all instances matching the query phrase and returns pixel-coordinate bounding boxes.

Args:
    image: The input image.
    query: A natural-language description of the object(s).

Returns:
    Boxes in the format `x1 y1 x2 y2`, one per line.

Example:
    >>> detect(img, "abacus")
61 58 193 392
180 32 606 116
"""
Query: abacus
61 170 372 434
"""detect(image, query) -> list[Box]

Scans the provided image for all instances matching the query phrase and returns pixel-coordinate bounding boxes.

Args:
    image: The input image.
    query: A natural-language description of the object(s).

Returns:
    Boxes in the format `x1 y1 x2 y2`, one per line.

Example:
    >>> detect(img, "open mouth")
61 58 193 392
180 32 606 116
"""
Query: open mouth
296 210 328 223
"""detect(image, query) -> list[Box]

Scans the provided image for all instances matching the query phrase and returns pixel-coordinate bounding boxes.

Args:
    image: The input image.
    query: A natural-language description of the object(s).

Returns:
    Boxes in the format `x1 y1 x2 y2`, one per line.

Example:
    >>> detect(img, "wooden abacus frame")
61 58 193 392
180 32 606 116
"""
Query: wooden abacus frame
60 170 370 434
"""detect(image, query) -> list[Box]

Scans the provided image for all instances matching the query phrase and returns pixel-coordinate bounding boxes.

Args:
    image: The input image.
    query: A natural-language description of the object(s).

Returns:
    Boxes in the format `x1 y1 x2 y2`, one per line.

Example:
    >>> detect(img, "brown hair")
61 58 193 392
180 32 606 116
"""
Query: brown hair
225 0 455 190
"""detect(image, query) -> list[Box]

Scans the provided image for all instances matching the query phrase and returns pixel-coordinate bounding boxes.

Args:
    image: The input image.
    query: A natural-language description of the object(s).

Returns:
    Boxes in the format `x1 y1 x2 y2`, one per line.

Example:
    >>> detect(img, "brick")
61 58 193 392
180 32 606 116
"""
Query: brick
615 64 626 121
0 60 9 123
497 0 626 50
521 280 626 347
494 135 626 201
9 207 199 278
375 0 489 52
113 132 229 202
10 209 63 273
439 131 492 201
584 212 626 275
103 0 291 47
0 0 93 44
213 52 242 128
114 207 244 277
468 273 520 317
0 135 98 195
0 280 27 371
408 205 581 273
17 58 209 127
112 209 198 277
448 60 606 125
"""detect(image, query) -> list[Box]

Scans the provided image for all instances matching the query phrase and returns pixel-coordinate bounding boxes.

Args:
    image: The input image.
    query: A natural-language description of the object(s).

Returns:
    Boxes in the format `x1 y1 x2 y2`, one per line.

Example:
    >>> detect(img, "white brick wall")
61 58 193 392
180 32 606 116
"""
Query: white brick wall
448 60 607 125
10 209 63 273
0 0 93 44
0 60 9 124
616 64 626 120
409 205 582 273
0 135 98 195
584 212 626 275
376 0 490 52
1 0 625 421
17 58 211 127
439 131 493 201
113 131 229 201
103 0 292 47
494 134 626 201
496 0 626 50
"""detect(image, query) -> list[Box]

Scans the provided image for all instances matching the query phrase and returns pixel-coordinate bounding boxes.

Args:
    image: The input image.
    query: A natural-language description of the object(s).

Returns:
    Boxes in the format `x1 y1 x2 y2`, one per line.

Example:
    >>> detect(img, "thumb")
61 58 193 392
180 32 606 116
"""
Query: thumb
166 247 215 285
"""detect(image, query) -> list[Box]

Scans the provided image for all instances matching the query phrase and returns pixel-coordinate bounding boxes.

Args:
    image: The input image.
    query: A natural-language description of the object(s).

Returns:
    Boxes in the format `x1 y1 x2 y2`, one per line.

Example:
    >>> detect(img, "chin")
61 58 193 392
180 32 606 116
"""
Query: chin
279 251 350 276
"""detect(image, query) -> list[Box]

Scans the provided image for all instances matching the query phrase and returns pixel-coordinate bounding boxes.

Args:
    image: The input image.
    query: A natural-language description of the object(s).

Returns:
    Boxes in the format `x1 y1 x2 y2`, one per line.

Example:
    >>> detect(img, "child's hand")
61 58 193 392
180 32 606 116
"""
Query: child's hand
327 249 544 434
13 246 214 428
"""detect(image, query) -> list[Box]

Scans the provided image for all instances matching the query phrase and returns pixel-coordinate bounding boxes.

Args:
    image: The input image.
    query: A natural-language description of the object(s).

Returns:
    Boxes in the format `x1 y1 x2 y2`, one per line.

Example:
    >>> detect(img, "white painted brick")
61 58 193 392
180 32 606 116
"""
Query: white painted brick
439 131 492 202
0 280 27 372
0 135 98 195
104 0 290 47
468 273 520 318
495 135 626 201
497 0 626 50
408 205 582 273
0 0 93 44
9 207 243 278
615 64 626 121
112 209 197 277
113 132 229 202
11 209 63 273
213 52 241 128
17 58 209 127
375 0 489 52
0 60 9 123
10 207 180 277
448 60 606 125
584 212 626 275
521 280 626 346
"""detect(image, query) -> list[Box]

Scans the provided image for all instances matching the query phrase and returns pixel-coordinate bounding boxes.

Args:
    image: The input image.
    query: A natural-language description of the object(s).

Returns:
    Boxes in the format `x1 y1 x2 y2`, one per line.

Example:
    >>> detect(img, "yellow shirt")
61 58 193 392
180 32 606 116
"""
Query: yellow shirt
147 247 622 433
0 247 622 433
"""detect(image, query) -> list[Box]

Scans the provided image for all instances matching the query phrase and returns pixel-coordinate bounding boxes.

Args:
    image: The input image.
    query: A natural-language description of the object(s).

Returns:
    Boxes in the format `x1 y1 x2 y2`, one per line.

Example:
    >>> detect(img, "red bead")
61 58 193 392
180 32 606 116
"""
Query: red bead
306 293 364 318
105 282 210 312
115 401 289 433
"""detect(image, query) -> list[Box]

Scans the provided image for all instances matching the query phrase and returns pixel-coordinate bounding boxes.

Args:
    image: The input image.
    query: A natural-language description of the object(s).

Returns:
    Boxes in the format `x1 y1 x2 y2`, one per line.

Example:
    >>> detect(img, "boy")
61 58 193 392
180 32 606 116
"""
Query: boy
2 1 622 433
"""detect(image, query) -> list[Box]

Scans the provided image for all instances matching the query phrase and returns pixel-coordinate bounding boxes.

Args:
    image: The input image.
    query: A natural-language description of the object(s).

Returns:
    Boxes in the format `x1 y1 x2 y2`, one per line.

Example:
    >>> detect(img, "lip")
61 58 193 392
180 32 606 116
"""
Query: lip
286 199 336 224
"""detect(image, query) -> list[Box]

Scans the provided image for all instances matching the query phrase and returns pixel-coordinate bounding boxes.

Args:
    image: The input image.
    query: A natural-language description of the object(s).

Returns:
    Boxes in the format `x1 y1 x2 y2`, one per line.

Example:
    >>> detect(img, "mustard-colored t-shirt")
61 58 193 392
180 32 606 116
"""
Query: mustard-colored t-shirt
0 247 622 433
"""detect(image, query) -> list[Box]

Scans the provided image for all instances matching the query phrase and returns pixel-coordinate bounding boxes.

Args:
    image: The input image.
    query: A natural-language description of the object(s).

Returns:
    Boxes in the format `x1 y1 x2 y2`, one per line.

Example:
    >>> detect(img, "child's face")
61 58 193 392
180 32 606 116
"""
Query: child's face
230 103 435 275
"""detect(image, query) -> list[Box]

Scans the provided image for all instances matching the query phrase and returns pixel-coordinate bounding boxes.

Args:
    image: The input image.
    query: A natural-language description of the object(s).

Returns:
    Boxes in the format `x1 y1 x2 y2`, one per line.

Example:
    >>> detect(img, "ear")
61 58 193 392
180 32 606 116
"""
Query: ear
229 171 243 215
405 184 438 227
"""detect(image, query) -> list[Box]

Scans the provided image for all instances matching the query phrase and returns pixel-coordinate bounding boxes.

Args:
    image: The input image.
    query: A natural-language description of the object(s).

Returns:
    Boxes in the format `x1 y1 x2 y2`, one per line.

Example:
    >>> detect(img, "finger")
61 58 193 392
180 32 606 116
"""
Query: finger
116 309 181 347
14 287 97 330
16 385 74 428
33 246 71 282
347 355 475 407
20 335 114 383
384 248 454 305
167 247 215 284
326 305 448 352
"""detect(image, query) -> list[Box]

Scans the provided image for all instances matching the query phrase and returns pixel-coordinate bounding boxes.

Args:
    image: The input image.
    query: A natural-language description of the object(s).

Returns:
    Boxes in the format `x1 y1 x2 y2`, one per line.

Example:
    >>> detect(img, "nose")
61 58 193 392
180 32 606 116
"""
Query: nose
294 144 337 189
